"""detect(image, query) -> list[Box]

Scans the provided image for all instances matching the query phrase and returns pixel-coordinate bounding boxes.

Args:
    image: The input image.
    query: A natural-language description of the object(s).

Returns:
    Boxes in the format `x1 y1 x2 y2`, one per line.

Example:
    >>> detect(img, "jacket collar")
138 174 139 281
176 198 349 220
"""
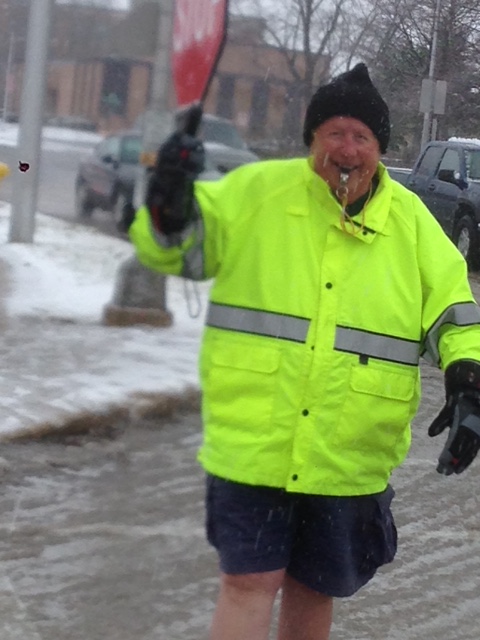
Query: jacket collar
305 158 393 242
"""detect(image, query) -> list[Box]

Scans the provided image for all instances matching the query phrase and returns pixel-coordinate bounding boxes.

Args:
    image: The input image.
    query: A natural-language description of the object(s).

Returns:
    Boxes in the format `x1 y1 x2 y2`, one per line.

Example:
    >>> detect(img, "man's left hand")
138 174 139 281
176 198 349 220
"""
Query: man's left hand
428 360 480 475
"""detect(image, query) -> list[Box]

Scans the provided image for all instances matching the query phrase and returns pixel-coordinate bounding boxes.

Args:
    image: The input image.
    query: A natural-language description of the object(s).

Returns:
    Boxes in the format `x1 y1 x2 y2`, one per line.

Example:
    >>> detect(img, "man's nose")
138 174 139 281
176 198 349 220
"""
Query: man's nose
338 135 358 155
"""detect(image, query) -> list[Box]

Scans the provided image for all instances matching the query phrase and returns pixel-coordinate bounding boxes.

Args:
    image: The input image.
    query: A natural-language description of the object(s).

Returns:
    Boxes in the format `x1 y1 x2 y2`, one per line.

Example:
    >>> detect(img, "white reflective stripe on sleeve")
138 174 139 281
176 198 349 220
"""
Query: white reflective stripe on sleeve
206 303 310 343
335 326 420 365
423 302 480 365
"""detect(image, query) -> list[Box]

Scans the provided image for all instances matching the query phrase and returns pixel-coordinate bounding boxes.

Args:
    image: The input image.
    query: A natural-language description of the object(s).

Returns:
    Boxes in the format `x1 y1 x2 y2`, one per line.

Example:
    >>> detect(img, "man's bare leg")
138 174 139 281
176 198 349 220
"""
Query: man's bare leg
277 573 333 640
209 569 285 640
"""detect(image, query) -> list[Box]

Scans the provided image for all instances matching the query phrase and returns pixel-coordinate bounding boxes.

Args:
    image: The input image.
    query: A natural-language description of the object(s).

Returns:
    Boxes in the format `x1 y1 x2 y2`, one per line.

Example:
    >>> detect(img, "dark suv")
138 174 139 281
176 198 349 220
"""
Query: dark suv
406 139 480 268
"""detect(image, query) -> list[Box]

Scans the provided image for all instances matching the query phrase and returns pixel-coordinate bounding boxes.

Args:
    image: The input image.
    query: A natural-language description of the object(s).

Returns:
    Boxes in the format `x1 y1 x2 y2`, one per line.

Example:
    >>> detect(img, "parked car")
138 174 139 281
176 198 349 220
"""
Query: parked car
74 126 257 223
405 139 480 268
135 111 259 173
75 131 141 222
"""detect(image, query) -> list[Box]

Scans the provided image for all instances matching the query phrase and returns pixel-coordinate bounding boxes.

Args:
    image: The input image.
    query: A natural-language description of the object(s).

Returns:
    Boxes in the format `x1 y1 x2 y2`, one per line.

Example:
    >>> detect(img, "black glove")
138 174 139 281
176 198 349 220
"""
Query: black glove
428 360 480 475
145 131 205 235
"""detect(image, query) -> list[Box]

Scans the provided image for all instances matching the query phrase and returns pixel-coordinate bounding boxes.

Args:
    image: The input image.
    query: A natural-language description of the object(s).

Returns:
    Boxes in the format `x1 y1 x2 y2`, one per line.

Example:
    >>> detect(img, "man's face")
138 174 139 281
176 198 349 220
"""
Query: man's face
310 116 381 203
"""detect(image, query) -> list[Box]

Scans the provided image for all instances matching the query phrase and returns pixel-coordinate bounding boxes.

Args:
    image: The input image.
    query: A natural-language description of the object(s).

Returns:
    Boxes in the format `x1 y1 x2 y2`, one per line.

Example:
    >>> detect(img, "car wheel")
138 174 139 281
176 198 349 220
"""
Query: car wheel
75 182 94 219
453 214 479 270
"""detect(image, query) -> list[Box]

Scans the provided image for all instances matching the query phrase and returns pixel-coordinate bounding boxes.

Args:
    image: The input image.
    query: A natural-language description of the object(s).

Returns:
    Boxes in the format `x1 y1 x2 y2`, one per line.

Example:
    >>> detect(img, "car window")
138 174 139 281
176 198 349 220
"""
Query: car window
466 150 480 181
438 148 461 173
120 136 141 164
96 136 121 160
94 139 109 159
415 146 443 177
387 167 410 185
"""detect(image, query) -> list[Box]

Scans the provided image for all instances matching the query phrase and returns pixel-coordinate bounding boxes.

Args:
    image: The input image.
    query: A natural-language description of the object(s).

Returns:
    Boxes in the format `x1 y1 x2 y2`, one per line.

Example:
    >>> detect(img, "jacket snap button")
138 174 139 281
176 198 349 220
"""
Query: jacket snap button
292 474 298 481
302 409 309 416
326 282 333 289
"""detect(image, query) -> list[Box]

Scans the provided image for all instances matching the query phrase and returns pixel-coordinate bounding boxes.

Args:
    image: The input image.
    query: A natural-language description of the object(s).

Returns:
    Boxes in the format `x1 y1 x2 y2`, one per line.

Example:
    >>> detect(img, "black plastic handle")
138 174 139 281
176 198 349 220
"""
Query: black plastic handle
184 103 203 136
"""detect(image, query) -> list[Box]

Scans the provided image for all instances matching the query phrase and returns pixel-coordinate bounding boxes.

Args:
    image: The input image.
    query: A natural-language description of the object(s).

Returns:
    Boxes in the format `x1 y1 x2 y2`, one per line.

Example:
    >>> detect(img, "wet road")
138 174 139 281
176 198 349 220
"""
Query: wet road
0 142 123 238
1 366 480 640
0 412 216 640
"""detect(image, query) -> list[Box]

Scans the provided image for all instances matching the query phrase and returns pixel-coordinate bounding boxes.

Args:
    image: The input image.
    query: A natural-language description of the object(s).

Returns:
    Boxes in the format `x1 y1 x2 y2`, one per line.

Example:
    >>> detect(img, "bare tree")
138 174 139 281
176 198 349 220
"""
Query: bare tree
359 0 480 156
231 0 349 104
231 0 480 159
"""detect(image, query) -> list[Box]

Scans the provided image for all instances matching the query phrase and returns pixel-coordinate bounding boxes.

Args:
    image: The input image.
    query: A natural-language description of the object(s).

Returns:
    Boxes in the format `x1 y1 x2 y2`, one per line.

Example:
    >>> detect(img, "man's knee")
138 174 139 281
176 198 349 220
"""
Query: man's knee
220 569 285 599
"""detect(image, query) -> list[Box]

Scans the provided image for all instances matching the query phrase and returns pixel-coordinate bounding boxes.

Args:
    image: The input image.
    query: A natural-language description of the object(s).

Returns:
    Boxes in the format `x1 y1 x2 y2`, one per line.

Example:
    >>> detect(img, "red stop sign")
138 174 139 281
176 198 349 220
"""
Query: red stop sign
173 0 228 108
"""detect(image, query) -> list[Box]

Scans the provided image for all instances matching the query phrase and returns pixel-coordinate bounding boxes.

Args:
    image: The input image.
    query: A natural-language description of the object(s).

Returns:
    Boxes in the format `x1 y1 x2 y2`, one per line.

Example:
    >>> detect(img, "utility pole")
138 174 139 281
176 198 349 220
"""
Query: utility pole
420 0 442 149
8 0 53 243
2 32 14 123
134 0 175 208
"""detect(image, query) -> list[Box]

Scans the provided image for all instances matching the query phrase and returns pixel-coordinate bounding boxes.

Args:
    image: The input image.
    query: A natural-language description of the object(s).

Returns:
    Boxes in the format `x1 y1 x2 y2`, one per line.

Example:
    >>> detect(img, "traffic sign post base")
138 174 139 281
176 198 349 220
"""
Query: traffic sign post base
102 255 173 328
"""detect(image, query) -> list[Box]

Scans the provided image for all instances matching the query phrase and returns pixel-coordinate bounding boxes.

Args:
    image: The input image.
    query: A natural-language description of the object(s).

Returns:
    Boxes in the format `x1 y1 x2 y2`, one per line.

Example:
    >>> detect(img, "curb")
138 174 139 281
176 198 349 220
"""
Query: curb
102 303 173 327
1 387 201 443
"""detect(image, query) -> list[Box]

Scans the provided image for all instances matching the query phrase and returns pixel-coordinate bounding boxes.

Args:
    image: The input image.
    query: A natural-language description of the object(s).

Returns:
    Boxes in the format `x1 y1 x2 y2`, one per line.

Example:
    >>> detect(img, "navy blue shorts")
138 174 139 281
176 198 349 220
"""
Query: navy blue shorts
205 475 397 597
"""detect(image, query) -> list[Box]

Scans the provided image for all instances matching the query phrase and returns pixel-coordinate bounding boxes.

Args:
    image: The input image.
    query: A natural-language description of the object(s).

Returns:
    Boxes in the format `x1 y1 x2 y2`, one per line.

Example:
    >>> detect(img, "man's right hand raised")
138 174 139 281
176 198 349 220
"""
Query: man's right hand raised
145 131 205 235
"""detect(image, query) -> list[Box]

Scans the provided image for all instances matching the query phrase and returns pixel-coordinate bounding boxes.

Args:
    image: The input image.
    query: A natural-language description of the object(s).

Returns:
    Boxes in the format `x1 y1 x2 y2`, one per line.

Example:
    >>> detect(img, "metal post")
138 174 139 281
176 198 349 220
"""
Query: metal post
103 0 176 328
420 0 442 149
152 0 174 112
8 0 53 243
2 33 15 123
133 0 175 208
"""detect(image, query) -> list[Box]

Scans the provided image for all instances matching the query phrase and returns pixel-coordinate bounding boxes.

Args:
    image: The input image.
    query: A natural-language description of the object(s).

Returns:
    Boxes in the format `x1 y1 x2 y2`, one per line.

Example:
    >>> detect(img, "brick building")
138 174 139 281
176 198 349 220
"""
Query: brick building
1 1 328 149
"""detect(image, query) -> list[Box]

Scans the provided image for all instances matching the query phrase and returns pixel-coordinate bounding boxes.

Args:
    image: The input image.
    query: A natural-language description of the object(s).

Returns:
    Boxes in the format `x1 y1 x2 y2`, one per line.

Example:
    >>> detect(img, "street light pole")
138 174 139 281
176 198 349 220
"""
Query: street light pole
2 32 15 123
8 0 53 243
421 0 442 149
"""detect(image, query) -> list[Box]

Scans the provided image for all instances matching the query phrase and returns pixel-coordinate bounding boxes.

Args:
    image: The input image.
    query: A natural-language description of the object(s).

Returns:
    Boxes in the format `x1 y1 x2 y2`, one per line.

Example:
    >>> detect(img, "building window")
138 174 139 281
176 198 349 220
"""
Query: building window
249 79 269 137
282 83 303 145
101 60 130 117
217 75 236 120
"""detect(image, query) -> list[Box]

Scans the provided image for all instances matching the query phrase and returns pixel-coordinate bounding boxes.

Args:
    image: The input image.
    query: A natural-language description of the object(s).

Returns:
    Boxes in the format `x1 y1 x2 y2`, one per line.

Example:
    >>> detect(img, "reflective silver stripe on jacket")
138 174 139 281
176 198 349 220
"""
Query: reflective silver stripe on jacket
423 302 480 365
335 326 421 365
206 303 310 343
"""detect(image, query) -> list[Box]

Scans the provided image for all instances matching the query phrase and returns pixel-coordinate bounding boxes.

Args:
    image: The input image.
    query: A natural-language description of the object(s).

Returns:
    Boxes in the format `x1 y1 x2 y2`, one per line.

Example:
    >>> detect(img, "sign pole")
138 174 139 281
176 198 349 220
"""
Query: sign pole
420 0 442 149
8 0 53 243
103 0 176 328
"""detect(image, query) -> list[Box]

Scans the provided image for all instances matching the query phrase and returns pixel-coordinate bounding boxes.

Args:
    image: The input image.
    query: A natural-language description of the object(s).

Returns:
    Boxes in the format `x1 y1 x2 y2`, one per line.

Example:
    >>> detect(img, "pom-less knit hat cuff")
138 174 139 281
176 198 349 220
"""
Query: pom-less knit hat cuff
303 63 390 154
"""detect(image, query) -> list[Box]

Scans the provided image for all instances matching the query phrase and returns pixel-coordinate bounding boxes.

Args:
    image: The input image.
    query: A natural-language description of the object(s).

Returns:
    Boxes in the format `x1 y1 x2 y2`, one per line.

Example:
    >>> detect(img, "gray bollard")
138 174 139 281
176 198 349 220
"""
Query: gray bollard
102 255 173 327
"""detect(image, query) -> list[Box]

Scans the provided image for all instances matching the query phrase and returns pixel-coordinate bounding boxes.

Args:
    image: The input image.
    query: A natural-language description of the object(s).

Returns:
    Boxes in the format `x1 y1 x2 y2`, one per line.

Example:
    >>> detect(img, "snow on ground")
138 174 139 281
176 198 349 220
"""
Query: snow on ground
0 121 103 153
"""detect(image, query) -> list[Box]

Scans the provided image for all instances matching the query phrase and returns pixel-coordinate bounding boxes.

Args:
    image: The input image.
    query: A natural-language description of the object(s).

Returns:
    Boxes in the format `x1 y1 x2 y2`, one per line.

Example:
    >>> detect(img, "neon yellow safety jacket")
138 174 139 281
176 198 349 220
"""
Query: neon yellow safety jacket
129 158 480 496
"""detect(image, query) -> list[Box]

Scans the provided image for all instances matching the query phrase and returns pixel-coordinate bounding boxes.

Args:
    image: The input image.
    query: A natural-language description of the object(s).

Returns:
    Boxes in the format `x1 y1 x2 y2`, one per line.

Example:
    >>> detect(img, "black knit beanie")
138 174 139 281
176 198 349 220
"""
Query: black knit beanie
303 63 390 154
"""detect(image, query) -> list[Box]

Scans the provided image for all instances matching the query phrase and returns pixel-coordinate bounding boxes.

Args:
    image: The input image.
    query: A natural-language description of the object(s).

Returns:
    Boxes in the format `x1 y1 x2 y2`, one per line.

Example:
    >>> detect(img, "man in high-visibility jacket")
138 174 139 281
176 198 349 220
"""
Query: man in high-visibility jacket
129 63 480 640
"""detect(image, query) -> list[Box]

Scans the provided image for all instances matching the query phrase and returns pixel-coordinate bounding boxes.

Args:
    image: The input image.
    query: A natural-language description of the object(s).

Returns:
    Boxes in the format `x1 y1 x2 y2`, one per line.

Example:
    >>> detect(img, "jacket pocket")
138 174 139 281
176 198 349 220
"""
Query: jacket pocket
203 340 281 430
333 363 418 451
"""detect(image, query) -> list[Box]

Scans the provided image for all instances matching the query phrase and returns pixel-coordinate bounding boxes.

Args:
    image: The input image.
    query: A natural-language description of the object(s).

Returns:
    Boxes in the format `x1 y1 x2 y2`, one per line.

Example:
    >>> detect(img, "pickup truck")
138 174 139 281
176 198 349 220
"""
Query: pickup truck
404 139 480 269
